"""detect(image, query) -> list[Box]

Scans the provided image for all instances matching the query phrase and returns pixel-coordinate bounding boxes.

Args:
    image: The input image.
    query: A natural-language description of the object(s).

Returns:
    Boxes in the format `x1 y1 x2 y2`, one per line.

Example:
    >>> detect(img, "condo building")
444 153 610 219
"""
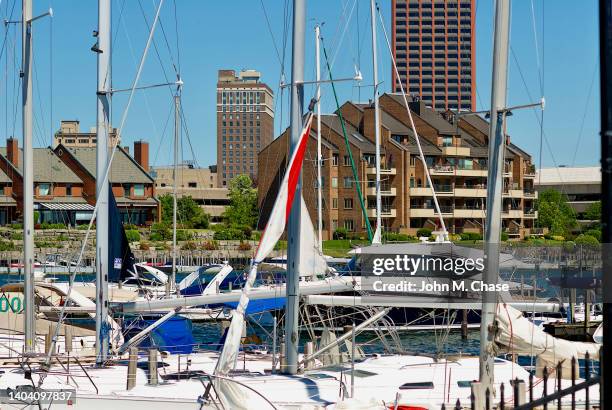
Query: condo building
257 94 537 239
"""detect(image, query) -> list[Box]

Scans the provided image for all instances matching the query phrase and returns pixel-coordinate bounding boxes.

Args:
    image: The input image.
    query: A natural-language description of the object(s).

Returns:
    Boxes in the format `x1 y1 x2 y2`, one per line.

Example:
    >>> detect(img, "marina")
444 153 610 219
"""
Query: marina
0 0 608 409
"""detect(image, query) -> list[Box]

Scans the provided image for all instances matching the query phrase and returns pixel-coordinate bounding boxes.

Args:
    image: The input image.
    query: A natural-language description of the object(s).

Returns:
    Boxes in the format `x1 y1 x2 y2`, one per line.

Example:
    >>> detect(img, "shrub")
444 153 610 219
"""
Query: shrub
213 227 246 240
0 240 15 251
139 241 151 251
584 229 602 243
176 230 193 242
551 235 565 242
382 232 415 242
150 223 172 241
123 223 137 230
125 230 141 243
76 224 91 230
10 232 23 240
574 234 599 246
251 231 262 241
460 232 482 241
191 213 210 229
501 232 509 241
238 241 252 251
181 241 198 250
202 240 219 250
10 223 22 230
416 228 432 238
333 228 348 240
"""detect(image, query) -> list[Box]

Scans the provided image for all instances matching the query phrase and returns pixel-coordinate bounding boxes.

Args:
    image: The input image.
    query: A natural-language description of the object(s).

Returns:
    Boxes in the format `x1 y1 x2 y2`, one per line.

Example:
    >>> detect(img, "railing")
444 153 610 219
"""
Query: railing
434 184 453 193
524 188 536 196
524 164 536 175
440 353 599 410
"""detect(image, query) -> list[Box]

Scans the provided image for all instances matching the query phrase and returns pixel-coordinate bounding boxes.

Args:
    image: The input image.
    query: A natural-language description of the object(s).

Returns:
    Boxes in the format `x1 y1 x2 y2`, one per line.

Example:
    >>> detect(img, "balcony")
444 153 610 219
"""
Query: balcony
523 188 537 198
366 186 397 196
429 164 488 177
430 164 455 175
454 186 487 197
410 205 453 218
524 209 538 219
366 167 396 175
524 164 536 178
441 146 471 156
502 209 523 218
410 184 453 196
367 208 396 218
454 207 486 218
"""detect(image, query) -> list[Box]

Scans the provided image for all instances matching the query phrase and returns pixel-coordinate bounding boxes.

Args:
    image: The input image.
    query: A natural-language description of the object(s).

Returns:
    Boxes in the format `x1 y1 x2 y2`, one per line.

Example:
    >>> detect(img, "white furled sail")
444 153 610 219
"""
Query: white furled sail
495 304 600 378
372 225 382 245
214 113 314 405
298 196 329 278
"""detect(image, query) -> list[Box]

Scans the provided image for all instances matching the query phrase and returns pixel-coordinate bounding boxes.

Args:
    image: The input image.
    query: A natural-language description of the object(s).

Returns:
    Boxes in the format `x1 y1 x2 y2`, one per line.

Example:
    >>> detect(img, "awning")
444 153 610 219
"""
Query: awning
40 203 95 211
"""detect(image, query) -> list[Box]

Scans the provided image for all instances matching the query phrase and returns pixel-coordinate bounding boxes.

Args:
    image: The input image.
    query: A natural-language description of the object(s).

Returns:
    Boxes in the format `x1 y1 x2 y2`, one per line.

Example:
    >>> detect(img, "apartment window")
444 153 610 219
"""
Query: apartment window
344 198 353 209
331 177 338 188
343 155 352 166
332 219 338 230
66 184 72 196
344 219 354 231
38 183 51 196
442 136 453 147
188 182 197 188
133 184 145 197
332 198 338 209
343 177 353 188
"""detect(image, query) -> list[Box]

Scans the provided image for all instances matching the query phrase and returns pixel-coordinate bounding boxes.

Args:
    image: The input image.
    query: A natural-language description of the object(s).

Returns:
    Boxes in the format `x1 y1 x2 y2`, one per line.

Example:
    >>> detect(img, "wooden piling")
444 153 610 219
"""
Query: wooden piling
148 349 158 385
127 347 138 390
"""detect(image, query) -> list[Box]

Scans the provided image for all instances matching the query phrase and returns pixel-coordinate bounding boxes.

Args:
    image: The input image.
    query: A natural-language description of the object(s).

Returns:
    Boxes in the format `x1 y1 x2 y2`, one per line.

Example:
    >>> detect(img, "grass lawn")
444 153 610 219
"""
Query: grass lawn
323 239 369 257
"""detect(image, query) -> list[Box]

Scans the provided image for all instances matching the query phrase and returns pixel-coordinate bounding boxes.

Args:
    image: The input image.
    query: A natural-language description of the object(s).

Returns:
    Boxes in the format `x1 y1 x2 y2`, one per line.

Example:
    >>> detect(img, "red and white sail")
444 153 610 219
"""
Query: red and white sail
215 112 314 378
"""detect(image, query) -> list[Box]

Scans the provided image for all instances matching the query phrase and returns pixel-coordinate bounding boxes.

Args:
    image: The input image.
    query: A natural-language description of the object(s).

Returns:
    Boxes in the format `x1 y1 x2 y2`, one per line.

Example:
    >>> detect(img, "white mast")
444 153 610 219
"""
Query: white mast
169 85 181 295
479 0 510 399
21 0 35 353
284 0 306 375
370 0 382 244
95 0 111 364
315 24 323 252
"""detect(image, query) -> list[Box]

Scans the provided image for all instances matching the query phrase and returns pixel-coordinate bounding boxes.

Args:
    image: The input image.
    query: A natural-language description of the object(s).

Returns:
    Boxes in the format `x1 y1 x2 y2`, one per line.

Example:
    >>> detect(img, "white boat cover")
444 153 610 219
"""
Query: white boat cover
495 303 600 377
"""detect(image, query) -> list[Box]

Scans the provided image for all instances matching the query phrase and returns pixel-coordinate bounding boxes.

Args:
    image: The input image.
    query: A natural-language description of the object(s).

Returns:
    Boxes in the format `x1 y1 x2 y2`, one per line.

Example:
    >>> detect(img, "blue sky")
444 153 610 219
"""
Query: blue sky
0 0 600 169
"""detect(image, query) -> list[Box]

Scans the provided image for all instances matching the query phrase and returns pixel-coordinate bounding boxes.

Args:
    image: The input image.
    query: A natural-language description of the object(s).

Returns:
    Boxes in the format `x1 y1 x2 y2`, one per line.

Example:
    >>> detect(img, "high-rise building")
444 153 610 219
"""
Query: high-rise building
392 0 475 111
53 120 119 148
216 69 274 187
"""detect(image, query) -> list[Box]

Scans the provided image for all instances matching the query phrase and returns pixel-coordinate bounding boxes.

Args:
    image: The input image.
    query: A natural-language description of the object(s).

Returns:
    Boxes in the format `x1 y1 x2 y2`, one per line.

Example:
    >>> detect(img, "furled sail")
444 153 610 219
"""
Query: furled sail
298 196 329 278
494 303 600 378
214 112 314 379
108 185 137 283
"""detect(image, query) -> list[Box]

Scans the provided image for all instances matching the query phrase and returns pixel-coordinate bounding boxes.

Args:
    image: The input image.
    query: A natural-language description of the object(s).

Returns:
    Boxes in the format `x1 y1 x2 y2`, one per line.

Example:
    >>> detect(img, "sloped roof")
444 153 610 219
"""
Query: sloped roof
320 114 375 153
386 94 456 134
60 145 154 184
0 147 82 183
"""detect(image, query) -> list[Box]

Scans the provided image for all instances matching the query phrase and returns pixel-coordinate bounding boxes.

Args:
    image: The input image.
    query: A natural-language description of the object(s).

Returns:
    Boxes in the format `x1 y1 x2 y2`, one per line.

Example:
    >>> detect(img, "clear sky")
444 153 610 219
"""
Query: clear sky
0 0 600 170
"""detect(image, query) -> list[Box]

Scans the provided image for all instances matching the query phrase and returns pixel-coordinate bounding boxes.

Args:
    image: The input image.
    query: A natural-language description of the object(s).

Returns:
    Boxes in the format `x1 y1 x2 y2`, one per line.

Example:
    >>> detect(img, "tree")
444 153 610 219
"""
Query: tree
223 174 258 228
159 194 209 229
584 201 601 221
537 189 577 236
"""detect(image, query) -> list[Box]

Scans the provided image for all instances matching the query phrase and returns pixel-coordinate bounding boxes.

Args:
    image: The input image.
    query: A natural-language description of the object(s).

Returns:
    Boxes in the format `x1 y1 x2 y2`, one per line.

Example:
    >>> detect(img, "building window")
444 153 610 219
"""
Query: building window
344 219 354 231
331 177 338 188
332 219 338 230
344 198 353 209
332 154 339 166
442 136 453 147
38 183 51 196
66 184 72 196
343 155 352 166
343 177 353 188
332 198 338 209
133 184 145 197
188 182 197 188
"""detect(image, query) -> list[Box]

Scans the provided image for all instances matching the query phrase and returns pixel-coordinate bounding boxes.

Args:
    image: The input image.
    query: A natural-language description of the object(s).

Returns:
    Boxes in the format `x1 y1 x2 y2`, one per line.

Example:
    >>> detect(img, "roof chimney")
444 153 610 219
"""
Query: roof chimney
133 140 149 172
6 138 18 168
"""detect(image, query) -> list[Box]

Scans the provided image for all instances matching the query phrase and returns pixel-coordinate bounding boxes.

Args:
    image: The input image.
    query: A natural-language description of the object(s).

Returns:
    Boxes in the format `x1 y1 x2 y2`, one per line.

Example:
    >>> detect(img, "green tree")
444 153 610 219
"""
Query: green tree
159 194 209 229
537 189 577 236
584 201 601 221
223 174 258 228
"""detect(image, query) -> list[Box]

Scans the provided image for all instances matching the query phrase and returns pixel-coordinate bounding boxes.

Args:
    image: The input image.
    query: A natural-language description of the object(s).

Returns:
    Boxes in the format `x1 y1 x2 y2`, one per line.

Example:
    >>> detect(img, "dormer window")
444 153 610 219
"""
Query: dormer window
442 136 453 147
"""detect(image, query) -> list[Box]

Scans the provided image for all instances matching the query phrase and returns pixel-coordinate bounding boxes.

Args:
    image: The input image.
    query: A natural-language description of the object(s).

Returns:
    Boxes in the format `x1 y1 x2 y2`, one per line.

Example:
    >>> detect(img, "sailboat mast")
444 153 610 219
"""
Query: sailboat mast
284 0 306 375
370 0 382 243
21 0 35 354
95 0 111 364
170 89 181 295
315 24 323 252
479 0 510 397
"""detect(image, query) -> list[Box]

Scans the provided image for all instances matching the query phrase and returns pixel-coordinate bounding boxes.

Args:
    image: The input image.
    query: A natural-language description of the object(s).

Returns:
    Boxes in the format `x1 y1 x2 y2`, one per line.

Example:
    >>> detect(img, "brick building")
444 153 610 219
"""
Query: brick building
392 0 475 111
257 93 537 239
216 69 274 187
54 141 159 225
53 120 119 148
